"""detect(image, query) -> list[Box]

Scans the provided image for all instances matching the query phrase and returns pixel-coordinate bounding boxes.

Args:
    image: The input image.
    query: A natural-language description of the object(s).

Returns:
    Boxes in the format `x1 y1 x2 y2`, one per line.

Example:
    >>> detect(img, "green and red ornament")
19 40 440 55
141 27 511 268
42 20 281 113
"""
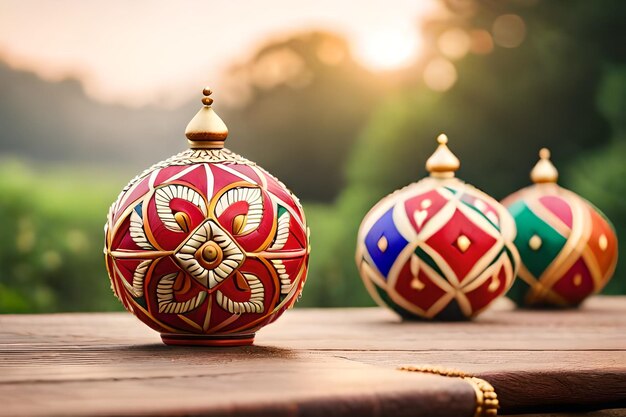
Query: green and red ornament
503 148 618 307
104 88 310 346
356 135 520 320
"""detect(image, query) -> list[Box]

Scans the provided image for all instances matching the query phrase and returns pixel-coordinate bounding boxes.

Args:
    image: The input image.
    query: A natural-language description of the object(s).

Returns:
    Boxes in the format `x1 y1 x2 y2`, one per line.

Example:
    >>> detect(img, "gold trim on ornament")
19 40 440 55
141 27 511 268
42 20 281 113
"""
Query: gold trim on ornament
187 140 228 149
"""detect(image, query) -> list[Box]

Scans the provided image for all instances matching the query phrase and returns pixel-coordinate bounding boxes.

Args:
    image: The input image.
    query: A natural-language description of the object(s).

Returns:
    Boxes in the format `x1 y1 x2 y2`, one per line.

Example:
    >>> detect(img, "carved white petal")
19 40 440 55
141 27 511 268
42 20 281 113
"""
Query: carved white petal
156 272 207 314
120 259 151 298
216 273 265 314
154 184 207 232
270 210 291 250
129 208 153 250
215 187 263 234
271 259 291 294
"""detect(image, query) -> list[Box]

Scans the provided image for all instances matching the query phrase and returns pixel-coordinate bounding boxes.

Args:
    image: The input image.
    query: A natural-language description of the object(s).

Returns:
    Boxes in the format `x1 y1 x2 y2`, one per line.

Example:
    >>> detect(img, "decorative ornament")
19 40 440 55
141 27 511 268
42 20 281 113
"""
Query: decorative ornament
503 148 618 307
104 88 310 346
356 135 520 320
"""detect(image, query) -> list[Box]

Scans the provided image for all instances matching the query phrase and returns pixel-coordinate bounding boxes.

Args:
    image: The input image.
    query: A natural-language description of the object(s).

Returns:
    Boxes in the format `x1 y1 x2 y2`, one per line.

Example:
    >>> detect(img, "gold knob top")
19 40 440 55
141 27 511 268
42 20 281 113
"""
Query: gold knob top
530 148 558 183
426 134 460 178
201 87 214 105
185 87 229 149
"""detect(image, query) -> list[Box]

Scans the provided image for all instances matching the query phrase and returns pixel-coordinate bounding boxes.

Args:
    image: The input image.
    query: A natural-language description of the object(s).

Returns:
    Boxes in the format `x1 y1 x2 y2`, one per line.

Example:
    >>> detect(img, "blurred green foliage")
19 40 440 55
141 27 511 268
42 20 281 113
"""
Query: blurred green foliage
1 0 625 312
565 66 626 294
0 161 124 312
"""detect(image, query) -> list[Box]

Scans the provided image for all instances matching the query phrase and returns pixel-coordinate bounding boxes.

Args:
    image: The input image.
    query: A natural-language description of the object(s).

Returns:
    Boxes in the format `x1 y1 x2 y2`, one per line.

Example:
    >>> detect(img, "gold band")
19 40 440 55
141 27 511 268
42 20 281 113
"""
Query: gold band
188 140 225 149
398 365 499 417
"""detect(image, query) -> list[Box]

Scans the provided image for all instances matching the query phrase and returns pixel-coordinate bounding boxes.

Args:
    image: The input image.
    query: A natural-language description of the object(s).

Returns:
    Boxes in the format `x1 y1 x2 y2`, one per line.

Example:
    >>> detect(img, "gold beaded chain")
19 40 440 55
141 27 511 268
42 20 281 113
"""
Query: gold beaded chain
397 365 499 417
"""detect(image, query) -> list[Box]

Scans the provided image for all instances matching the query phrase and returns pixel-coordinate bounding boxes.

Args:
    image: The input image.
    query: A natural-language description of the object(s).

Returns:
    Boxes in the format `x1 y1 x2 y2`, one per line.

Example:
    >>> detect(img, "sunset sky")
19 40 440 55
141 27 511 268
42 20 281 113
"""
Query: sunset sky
0 0 439 108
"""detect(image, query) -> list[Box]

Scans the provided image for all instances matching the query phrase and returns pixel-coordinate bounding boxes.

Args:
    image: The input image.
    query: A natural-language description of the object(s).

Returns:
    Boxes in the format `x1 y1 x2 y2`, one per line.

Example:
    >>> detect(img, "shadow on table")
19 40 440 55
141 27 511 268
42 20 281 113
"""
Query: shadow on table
112 343 299 359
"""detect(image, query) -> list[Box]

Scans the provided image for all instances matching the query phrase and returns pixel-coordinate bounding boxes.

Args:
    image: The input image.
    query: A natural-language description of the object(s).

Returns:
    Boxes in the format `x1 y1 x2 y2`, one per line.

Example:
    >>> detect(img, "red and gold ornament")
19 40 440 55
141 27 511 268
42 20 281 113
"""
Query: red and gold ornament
104 88 310 346
503 148 618 307
356 135 520 320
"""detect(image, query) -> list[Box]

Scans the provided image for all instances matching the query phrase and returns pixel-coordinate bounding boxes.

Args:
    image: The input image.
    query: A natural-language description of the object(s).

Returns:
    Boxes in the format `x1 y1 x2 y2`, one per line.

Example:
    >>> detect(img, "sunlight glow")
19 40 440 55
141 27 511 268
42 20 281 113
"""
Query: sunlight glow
0 0 438 107
353 28 420 71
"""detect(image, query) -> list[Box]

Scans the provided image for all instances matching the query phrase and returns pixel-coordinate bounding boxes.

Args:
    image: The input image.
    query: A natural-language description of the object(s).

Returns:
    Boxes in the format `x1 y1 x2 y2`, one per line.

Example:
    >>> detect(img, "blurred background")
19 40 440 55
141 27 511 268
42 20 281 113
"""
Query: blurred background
0 0 624 312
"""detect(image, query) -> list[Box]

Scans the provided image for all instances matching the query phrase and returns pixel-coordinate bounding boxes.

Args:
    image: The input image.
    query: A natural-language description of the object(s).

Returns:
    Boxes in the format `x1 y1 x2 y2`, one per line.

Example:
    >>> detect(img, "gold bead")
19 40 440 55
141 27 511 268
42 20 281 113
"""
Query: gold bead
456 235 471 252
377 236 388 252
599 234 608 251
201 87 214 106
528 234 542 250
573 274 582 286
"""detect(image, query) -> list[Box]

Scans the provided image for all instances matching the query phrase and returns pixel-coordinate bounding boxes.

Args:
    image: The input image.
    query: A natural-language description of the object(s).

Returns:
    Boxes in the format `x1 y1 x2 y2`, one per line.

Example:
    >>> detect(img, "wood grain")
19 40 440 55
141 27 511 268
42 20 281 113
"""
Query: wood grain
516 411 626 417
1 296 625 416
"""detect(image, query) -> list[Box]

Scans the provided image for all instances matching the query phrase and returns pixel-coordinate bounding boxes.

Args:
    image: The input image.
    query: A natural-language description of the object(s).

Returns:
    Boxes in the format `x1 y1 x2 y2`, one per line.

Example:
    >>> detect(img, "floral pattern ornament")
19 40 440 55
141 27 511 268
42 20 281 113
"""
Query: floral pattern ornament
104 149 310 346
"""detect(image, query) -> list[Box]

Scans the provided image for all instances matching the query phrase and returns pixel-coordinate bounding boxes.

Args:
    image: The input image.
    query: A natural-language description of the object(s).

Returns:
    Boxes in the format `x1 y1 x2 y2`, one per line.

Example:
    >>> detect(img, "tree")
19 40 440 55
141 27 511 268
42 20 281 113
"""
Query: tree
221 32 384 201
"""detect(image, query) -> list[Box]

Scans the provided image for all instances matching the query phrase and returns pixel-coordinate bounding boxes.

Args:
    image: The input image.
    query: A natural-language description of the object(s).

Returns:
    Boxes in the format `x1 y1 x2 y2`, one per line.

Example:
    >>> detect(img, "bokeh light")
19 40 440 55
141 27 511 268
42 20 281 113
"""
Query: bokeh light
438 28 471 60
492 14 526 48
423 57 457 91
469 29 494 54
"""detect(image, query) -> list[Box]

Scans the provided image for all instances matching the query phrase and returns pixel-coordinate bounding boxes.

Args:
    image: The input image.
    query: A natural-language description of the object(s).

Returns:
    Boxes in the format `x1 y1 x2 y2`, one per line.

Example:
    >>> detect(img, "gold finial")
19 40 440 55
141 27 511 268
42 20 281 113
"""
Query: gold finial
425 134 460 178
185 87 228 149
530 147 558 183
201 88 214 106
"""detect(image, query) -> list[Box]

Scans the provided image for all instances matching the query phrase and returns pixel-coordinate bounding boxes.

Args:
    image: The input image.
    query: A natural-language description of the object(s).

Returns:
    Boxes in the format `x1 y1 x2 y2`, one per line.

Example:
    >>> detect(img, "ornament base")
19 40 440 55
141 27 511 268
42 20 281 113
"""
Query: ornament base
160 333 256 347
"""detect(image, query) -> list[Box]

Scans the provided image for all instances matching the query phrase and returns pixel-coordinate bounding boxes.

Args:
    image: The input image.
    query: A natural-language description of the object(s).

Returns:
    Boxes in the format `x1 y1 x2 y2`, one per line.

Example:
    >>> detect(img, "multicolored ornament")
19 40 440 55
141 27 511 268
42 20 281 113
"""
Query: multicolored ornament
503 148 618 307
104 88 310 346
356 135 520 320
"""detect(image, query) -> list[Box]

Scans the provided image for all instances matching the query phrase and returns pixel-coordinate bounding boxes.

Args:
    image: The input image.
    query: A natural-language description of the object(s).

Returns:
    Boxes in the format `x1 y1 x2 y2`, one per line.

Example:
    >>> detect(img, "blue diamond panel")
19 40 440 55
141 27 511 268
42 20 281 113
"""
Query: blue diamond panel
364 207 408 278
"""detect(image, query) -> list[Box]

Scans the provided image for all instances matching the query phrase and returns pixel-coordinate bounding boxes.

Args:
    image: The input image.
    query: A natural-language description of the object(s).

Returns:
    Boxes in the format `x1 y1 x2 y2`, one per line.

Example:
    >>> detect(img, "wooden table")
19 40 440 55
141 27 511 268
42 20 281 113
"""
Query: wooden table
1 296 625 417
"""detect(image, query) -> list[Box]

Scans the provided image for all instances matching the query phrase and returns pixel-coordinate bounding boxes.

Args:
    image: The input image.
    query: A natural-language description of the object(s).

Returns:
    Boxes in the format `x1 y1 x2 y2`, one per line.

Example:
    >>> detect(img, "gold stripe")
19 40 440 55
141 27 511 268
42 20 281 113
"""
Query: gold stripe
203 296 213 332
108 250 174 259
177 313 204 332
248 249 308 259
125 296 180 334
398 365 499 417
188 140 225 149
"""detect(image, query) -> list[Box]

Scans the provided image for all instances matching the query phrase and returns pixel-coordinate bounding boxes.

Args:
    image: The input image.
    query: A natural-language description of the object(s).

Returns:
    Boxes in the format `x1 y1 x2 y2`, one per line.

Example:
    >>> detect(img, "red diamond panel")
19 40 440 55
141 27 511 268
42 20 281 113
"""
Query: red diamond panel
551 257 594 305
425 209 497 283
391 259 449 313
463 263 508 313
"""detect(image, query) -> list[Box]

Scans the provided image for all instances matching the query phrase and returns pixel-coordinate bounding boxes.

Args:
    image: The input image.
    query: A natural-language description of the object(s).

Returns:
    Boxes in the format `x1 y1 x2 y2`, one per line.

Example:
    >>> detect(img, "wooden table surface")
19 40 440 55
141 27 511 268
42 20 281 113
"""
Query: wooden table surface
1 296 625 417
